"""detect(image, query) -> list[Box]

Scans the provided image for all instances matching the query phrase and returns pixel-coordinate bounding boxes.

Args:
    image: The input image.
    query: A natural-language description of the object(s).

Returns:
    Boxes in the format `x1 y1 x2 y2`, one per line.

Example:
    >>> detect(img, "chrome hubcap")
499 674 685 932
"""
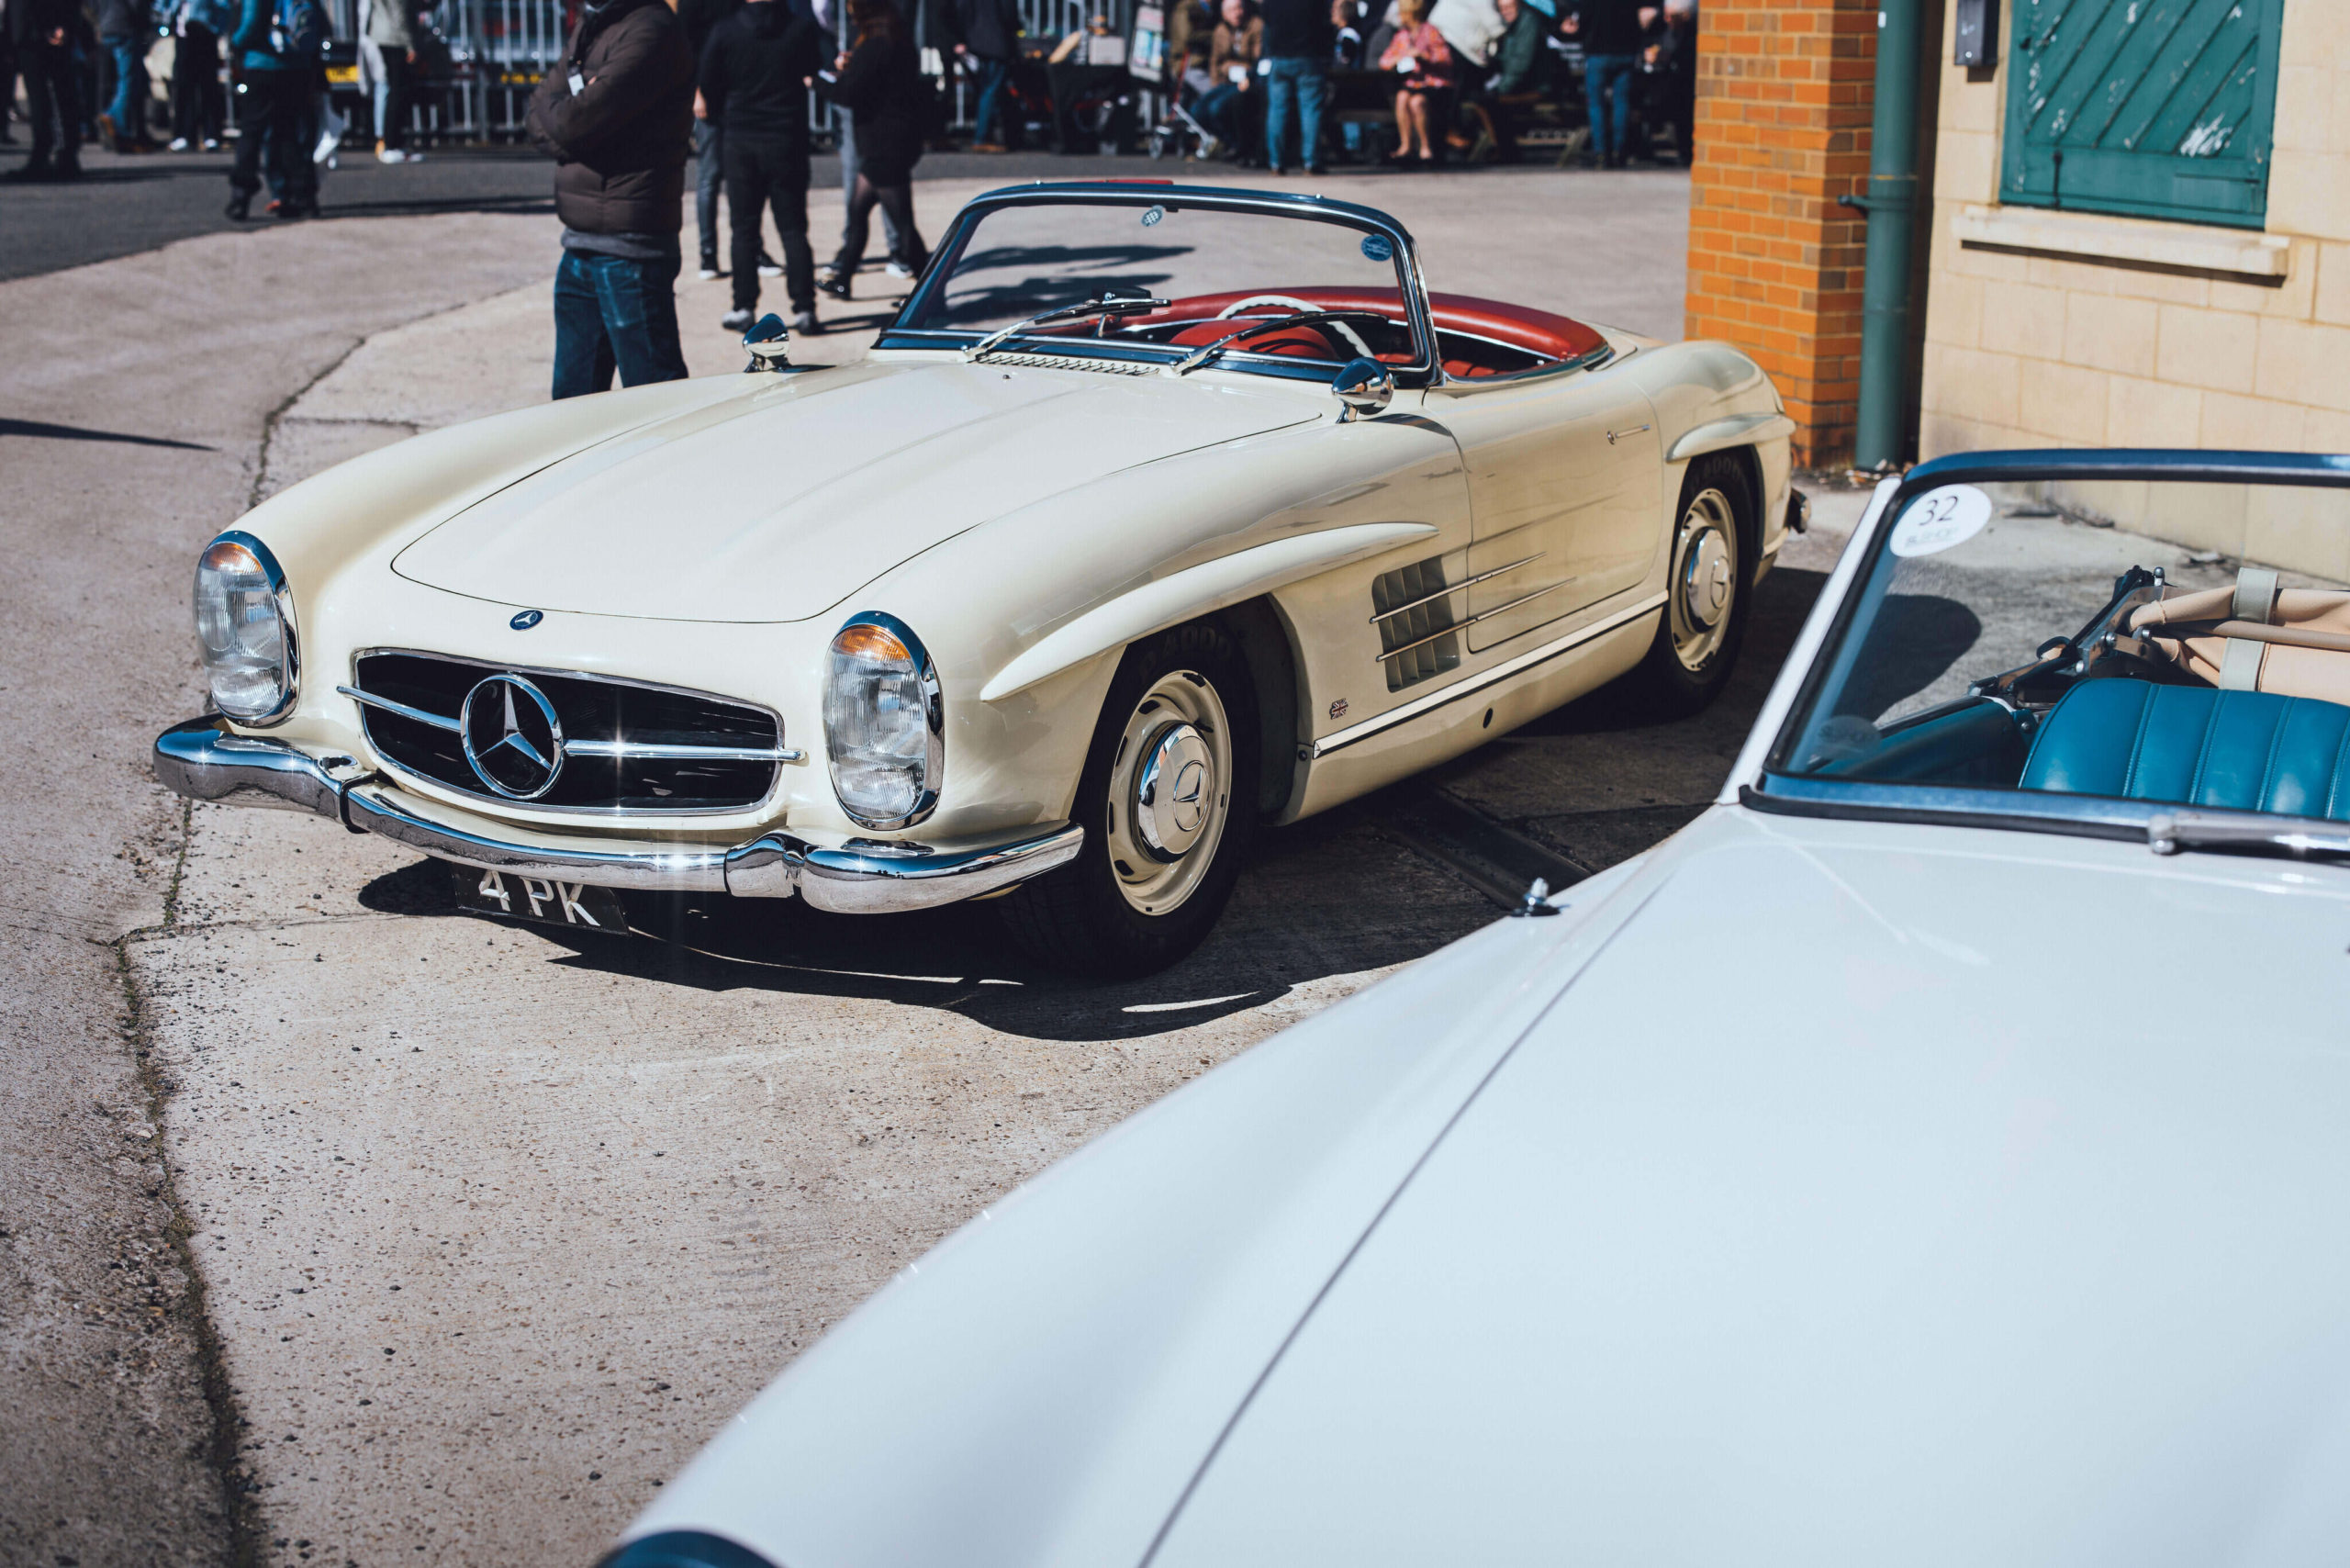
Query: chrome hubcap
1668 487 1739 672
1105 673 1232 915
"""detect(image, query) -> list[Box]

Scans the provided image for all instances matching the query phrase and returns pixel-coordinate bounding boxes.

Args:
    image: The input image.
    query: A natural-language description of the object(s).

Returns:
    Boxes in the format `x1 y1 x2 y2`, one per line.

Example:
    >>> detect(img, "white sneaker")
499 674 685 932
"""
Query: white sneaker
698 264 721 281
791 309 819 334
168 136 190 151
376 146 407 163
885 259 914 279
757 261 783 277
202 137 221 150
721 307 755 331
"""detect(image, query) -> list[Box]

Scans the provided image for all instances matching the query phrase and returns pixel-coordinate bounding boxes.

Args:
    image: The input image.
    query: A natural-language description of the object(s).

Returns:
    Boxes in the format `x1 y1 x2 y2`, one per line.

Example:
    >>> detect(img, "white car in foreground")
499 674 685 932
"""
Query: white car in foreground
601 450 2350 1567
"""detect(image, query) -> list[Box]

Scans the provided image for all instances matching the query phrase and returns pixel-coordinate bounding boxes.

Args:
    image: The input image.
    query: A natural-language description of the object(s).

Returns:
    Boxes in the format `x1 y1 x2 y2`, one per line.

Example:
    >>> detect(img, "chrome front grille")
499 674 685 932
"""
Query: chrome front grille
346 651 790 814
1372 555 1463 690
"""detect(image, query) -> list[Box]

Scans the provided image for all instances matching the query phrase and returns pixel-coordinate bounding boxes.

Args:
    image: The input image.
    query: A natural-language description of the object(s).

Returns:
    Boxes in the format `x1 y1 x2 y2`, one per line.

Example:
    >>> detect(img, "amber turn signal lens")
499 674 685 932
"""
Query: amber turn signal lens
831 622 911 663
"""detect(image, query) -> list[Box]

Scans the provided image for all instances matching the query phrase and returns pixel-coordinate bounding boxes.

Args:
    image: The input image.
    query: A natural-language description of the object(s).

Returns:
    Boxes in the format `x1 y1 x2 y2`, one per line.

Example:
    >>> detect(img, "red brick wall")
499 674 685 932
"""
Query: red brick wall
1684 0 1877 468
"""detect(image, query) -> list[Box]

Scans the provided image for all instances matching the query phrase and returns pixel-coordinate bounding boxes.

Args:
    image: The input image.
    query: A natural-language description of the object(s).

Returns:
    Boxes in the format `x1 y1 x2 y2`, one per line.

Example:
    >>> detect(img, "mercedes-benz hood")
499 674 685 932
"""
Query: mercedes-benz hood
624 808 2350 1567
391 361 1317 624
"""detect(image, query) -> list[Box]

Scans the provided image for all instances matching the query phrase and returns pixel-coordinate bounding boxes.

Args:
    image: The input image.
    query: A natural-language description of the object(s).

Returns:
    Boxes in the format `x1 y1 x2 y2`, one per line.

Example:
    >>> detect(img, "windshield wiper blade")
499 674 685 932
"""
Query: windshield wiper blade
963 294 1171 364
2148 812 2350 862
1171 309 1392 375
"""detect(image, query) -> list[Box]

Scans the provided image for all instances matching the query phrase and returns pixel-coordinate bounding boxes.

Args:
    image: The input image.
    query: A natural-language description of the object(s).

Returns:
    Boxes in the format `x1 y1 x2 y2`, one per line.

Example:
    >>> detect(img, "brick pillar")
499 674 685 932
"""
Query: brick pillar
1684 0 1877 468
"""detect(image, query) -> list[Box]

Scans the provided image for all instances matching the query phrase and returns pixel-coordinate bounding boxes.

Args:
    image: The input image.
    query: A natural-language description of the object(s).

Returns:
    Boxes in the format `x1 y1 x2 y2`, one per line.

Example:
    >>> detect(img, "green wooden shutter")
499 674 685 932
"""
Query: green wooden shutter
2001 0 2283 230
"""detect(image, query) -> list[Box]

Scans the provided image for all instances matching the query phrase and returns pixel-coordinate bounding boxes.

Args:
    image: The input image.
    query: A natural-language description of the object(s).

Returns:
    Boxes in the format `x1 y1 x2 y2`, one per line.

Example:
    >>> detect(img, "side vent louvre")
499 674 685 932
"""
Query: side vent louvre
1373 555 1461 691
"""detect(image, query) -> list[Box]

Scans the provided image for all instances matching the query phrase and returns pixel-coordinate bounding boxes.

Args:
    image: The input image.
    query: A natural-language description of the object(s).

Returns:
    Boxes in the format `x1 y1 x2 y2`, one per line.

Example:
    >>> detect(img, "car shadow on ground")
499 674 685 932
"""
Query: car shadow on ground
354 797 1494 1042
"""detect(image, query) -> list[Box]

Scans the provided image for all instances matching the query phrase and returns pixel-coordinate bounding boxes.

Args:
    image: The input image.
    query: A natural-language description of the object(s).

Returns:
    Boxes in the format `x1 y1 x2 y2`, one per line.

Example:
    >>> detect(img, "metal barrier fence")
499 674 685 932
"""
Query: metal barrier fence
332 0 1137 143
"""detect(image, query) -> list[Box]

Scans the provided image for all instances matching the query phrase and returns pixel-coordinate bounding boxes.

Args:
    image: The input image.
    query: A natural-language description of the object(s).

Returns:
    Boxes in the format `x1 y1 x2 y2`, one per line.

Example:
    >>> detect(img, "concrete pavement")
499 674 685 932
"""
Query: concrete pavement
3 165 1863 1568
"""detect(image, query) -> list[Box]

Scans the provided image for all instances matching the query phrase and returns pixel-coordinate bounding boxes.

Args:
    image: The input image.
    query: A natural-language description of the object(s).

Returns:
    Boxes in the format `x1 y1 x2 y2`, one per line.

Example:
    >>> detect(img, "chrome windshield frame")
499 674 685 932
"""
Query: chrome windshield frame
1739 449 2350 840
877 182 1442 386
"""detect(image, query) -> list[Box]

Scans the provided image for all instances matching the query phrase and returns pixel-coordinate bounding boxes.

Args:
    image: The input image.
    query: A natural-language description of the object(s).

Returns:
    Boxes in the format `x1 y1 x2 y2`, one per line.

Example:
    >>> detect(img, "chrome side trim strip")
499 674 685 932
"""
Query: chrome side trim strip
336 683 464 733
1366 553 1541 624
151 718 1077 913
1371 577 1581 665
1315 593 1667 758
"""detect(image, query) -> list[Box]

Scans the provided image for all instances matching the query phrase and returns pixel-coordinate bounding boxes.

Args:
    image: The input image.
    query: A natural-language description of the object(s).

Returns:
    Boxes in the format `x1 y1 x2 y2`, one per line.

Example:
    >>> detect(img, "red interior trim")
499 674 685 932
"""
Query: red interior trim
1152 287 1607 364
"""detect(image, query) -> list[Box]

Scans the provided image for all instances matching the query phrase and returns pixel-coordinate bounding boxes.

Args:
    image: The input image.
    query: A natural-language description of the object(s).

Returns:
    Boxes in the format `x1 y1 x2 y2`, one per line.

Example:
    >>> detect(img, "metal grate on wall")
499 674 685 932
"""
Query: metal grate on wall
1373 555 1462 692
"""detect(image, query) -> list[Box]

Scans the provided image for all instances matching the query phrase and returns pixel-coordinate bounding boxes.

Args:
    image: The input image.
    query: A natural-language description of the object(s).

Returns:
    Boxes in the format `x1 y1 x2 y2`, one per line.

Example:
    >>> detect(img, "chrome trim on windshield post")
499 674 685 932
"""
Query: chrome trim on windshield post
151 718 1081 913
2148 812 2350 861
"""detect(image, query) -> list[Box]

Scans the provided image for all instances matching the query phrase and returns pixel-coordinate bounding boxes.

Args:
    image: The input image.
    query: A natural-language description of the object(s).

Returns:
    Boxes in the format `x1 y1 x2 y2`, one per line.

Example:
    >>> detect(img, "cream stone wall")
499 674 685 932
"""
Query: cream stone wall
1917 0 2350 579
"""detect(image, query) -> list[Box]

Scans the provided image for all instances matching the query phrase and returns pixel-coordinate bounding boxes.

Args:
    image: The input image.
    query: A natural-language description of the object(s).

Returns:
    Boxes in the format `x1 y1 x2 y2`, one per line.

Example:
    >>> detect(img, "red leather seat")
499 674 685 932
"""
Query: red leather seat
1148 287 1607 375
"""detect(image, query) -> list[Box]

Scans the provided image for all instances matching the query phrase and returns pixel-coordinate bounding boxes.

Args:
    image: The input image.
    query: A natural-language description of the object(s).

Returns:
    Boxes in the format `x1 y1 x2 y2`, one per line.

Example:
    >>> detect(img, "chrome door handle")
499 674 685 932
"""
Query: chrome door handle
1606 424 1653 445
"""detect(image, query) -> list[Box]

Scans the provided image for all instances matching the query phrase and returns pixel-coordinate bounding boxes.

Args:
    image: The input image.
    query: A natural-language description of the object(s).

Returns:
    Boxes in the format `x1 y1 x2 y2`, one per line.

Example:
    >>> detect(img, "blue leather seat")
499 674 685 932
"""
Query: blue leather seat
2020 678 2350 821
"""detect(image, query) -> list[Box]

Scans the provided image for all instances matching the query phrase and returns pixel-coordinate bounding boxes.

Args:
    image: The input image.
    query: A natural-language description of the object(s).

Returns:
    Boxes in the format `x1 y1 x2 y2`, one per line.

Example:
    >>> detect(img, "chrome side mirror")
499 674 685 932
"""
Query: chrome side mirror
742 312 791 374
1331 357 1393 422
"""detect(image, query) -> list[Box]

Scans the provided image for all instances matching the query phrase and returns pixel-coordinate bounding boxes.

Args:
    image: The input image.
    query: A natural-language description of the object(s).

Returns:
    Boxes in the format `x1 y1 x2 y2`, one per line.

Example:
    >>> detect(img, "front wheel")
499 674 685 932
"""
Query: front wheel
1616 452 1757 719
996 621 1259 978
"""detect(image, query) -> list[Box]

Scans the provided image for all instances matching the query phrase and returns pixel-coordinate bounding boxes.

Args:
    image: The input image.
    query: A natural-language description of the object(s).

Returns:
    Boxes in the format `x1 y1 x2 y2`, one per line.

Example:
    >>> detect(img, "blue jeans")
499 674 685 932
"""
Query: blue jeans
552 249 688 400
969 56 1017 147
1263 56 1326 171
1583 52 1637 162
104 33 144 140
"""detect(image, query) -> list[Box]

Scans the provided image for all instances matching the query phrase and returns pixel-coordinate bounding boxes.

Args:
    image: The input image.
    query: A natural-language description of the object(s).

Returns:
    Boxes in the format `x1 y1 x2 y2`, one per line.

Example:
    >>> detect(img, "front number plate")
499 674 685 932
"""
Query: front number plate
452 867 629 932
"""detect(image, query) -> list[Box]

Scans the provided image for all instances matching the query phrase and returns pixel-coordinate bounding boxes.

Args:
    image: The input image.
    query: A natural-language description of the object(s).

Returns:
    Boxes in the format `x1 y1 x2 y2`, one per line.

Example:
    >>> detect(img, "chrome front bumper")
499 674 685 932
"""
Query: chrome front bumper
152 718 1083 916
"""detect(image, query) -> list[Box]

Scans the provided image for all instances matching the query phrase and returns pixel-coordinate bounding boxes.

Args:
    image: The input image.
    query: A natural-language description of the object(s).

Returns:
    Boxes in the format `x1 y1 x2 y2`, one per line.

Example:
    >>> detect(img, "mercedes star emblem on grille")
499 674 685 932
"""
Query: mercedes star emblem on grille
459 673 565 800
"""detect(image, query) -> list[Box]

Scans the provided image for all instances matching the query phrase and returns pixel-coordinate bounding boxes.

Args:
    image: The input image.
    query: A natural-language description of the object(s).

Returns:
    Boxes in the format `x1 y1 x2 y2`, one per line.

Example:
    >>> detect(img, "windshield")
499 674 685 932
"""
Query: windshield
1767 473 2350 830
892 196 1424 374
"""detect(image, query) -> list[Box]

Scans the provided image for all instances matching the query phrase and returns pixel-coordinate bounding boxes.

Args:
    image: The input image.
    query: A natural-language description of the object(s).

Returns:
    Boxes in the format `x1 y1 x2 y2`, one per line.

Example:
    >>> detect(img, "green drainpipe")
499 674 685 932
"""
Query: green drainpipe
1852 0 1923 471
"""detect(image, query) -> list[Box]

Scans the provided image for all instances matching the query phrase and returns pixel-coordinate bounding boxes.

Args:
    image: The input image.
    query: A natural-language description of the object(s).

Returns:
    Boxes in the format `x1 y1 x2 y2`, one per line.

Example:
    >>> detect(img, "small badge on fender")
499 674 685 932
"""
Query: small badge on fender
1328 698 1349 720
509 610 544 631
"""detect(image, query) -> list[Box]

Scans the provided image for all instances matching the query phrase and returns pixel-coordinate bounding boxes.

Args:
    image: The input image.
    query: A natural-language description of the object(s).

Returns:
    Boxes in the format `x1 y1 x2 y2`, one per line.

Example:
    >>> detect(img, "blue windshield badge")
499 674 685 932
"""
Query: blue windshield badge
1360 234 1394 263
1141 205 1165 227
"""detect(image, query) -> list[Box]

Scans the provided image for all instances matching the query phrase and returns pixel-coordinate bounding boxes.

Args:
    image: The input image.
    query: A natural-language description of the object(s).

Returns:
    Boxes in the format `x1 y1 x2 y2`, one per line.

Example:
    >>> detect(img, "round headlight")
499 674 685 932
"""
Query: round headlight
823 612 941 830
193 532 297 724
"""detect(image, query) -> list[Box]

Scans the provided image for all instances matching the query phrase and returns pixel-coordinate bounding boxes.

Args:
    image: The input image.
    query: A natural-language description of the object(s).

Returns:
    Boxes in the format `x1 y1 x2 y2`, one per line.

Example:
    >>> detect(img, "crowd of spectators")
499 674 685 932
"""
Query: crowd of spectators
1165 0 1694 170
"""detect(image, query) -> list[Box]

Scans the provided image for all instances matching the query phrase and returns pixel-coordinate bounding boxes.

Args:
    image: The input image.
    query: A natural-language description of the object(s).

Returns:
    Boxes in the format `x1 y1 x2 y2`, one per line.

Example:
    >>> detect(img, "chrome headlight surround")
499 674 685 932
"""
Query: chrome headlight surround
822 610 943 831
192 530 298 726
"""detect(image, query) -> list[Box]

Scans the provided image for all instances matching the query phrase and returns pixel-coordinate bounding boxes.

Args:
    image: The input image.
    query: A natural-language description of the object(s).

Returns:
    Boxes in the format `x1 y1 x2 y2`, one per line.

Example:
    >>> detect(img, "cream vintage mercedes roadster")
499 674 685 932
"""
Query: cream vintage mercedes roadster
154 183 1798 975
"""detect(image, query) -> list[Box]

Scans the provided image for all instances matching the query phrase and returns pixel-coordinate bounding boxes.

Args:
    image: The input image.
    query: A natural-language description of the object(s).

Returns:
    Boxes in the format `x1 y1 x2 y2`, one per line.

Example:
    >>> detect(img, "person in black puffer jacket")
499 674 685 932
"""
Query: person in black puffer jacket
527 0 695 398
699 0 824 331
814 0 927 300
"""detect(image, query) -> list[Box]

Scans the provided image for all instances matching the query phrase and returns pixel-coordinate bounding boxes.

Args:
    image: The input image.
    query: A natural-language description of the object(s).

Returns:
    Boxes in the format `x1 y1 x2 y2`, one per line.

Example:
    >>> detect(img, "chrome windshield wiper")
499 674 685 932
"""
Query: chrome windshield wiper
1170 310 1389 375
963 293 1171 364
2148 812 2350 862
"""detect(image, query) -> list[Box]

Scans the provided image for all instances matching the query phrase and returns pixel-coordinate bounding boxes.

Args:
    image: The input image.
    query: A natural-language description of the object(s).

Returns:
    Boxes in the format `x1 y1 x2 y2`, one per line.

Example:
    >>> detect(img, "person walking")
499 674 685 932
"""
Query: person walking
93 0 151 150
814 0 926 298
4 0 84 176
224 0 319 217
166 0 228 149
941 0 1019 151
1562 0 1639 167
699 0 823 332
677 0 738 279
527 0 696 398
357 0 422 161
1257 0 1329 174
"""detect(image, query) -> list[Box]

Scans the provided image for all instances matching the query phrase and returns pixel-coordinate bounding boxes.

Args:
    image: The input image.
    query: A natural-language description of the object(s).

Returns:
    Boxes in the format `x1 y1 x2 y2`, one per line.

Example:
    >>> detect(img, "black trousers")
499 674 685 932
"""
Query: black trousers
834 173 924 281
172 24 224 143
19 40 83 168
375 48 411 149
722 134 812 313
229 69 317 205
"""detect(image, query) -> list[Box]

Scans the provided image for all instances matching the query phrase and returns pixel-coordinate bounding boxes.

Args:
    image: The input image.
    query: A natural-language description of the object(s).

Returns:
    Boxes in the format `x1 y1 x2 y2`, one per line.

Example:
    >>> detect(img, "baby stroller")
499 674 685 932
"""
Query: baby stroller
1145 82 1216 161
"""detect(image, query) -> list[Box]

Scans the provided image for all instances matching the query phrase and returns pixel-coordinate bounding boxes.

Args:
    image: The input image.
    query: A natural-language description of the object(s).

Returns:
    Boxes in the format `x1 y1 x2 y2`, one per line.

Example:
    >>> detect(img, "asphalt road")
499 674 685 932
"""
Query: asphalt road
0 138 1592 282
2 164 1870 1568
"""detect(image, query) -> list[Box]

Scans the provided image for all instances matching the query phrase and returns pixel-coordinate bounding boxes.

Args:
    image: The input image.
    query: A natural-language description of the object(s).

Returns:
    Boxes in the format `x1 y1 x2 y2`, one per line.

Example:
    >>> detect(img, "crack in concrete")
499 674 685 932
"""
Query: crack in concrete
105 794 263 1568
